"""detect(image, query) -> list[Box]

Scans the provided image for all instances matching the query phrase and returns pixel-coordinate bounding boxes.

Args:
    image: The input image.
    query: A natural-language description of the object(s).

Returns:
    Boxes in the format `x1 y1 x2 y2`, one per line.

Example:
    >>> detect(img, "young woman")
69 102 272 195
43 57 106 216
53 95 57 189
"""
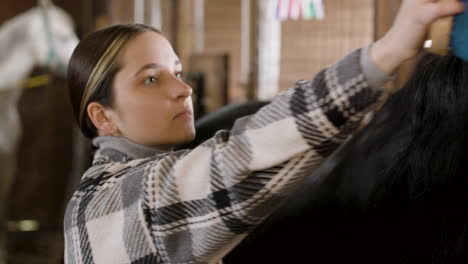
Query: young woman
63 1 465 263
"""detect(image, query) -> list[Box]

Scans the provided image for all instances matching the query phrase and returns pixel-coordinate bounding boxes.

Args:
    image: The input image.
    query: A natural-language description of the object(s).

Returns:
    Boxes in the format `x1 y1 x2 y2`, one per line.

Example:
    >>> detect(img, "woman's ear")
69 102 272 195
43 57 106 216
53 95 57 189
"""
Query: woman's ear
87 102 118 136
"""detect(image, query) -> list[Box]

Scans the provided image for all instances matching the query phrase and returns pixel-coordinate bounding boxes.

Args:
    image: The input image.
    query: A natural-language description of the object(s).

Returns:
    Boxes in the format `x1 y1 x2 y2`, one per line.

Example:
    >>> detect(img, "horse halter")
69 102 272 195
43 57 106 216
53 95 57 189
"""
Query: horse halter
39 6 67 74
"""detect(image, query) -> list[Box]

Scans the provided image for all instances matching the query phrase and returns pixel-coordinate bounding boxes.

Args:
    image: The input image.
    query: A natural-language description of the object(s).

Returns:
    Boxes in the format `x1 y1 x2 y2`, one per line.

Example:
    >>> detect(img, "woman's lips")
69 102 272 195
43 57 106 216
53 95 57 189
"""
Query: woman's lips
174 109 193 119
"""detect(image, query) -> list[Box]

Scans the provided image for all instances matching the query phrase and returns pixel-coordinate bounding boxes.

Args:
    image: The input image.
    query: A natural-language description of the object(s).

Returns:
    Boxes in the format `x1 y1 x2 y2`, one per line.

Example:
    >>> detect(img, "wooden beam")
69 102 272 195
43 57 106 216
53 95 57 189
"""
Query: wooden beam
106 0 134 24
246 0 257 99
255 0 281 100
193 0 205 54
173 0 194 70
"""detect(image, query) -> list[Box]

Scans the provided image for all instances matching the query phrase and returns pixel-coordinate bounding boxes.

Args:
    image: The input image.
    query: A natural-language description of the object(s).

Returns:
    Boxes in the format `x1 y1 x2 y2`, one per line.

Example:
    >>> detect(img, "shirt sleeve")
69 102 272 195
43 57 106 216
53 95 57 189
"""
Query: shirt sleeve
142 47 390 263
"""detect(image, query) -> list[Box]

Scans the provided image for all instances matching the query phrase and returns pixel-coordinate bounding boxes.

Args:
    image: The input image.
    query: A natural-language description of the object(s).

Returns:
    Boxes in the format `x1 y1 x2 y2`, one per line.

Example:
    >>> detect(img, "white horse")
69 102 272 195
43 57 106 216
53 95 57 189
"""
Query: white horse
0 3 78 263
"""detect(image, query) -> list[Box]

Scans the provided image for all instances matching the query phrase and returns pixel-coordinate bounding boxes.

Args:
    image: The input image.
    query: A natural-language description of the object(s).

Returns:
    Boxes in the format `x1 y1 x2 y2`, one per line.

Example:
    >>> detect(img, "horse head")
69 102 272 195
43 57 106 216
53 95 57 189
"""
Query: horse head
0 4 78 90
29 4 79 78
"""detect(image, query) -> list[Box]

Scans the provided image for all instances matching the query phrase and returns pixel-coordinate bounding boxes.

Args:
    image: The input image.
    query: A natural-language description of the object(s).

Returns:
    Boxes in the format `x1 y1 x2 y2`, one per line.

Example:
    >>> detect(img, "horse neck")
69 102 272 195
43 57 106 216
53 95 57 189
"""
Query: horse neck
0 9 38 91
0 47 36 91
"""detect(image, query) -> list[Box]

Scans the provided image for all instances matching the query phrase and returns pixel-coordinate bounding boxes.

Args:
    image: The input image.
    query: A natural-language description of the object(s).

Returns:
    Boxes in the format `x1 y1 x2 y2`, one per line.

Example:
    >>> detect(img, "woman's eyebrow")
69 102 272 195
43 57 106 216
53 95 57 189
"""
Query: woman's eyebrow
135 63 161 76
135 60 182 76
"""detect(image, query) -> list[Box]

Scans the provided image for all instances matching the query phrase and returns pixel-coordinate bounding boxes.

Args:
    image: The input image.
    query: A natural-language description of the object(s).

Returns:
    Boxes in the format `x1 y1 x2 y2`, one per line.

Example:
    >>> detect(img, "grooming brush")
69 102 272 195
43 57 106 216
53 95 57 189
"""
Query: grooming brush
426 0 468 60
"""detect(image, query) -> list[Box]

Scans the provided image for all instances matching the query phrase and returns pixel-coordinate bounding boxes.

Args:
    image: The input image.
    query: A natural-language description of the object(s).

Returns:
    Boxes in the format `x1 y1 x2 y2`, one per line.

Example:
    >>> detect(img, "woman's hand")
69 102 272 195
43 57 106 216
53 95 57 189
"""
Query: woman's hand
371 0 465 75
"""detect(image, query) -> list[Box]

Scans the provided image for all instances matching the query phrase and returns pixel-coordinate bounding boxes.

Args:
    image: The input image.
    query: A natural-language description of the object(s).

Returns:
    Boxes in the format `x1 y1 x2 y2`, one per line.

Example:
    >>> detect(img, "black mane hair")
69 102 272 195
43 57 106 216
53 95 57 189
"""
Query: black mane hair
224 53 468 264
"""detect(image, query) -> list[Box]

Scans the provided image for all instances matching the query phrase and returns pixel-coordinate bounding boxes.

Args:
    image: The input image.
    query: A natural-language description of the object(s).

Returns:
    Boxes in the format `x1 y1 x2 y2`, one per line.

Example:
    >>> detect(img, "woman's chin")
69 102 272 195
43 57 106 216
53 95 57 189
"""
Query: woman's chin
182 131 196 143
172 130 196 145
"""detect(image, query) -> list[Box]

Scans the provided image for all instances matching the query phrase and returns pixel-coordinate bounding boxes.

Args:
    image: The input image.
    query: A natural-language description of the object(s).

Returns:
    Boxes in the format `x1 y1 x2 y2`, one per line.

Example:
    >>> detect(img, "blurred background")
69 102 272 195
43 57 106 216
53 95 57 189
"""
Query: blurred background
0 0 410 263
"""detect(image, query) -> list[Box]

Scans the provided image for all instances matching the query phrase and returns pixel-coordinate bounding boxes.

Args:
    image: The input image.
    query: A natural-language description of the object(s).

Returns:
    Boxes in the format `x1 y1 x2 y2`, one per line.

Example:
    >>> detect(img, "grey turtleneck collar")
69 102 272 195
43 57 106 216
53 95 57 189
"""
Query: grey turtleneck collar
92 136 167 161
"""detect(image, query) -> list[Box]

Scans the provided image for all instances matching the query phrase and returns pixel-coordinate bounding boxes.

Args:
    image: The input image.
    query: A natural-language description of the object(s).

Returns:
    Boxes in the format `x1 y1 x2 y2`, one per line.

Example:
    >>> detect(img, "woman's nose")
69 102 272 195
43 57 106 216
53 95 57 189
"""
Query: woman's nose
171 75 193 100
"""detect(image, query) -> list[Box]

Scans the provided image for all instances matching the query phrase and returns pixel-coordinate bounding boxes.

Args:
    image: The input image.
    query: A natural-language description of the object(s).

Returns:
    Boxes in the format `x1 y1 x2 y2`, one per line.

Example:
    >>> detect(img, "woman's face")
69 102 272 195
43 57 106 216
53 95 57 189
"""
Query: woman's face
108 31 195 149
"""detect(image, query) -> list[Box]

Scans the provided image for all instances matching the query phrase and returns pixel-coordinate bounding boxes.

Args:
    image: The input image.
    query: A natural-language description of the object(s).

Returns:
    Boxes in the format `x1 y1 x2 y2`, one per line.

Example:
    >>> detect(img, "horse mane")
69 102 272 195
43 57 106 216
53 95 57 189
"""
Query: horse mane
225 53 468 263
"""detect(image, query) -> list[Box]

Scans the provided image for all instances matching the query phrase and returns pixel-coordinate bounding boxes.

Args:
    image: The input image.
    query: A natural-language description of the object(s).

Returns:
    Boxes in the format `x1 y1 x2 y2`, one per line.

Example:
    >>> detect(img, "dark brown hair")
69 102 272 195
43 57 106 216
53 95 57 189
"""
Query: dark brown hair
68 24 161 138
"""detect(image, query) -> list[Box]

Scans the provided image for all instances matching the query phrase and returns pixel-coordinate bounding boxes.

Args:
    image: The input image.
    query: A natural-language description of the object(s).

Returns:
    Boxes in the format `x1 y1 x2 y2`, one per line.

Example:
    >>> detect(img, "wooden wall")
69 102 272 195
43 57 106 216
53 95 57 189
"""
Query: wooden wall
101 0 381 101
280 0 374 90
202 0 375 95
204 0 244 101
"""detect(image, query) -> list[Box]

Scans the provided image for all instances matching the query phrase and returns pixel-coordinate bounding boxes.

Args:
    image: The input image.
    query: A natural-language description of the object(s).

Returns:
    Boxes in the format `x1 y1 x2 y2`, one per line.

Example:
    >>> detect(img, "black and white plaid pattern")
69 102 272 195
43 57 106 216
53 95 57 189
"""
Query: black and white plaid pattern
64 48 383 264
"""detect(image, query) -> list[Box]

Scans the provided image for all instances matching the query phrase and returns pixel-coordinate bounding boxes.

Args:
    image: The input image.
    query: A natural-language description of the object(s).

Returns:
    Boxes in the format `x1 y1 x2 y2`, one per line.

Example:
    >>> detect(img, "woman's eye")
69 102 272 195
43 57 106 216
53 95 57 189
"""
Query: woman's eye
175 72 183 78
144 76 157 84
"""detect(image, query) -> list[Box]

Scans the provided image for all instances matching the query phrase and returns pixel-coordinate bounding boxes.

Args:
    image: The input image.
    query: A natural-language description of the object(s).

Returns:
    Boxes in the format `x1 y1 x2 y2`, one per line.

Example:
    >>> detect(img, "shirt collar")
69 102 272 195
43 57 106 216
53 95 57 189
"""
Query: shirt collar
92 136 167 163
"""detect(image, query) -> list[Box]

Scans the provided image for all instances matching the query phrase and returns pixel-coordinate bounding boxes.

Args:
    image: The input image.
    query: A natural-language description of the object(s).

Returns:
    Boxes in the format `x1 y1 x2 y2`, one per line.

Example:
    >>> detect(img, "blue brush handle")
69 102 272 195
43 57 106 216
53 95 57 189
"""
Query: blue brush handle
451 0 468 61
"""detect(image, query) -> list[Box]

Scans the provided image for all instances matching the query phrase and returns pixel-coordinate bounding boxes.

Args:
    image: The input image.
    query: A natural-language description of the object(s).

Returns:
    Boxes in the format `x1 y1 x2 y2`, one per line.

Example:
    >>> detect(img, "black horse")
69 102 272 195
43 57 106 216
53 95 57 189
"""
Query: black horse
178 100 269 149
186 53 467 264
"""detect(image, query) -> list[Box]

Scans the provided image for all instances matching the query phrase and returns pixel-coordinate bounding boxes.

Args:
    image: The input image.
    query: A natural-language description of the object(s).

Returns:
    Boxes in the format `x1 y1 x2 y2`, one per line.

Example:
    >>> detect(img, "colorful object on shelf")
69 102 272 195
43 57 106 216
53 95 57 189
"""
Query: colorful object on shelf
276 0 325 21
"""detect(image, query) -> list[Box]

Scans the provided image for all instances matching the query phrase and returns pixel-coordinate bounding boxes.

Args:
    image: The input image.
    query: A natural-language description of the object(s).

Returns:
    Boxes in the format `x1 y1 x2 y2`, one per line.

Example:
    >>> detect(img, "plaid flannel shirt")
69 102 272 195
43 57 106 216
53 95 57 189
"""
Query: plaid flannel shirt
64 47 388 264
